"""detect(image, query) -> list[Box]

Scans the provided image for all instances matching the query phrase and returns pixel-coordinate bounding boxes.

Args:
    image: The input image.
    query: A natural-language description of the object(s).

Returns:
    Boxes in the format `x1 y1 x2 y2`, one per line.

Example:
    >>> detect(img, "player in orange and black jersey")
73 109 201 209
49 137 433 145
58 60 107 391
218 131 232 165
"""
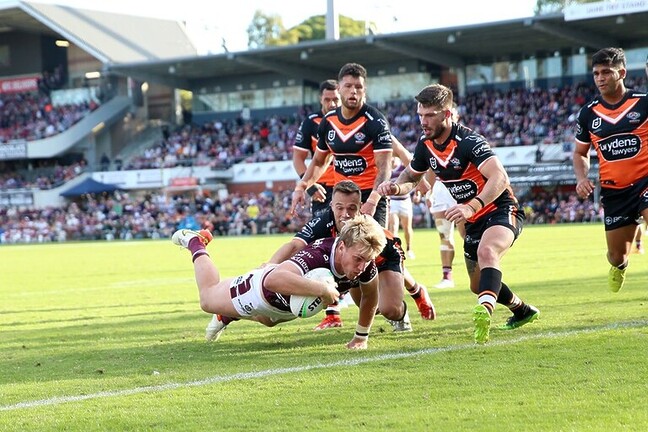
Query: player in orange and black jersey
291 63 393 227
574 47 648 293
378 83 539 344
271 180 435 331
293 79 340 217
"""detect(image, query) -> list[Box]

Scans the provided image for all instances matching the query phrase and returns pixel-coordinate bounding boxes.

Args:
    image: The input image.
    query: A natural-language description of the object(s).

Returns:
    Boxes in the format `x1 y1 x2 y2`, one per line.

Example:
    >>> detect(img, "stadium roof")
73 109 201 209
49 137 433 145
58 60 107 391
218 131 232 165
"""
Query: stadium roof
103 11 648 90
2 2 647 90
0 0 197 63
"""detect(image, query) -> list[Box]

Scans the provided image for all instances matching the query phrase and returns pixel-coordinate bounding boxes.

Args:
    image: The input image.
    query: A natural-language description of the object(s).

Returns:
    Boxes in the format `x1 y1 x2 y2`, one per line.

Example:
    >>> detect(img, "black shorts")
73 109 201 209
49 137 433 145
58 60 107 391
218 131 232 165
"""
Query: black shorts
310 184 334 218
463 203 525 262
601 176 648 231
375 236 404 273
361 189 388 227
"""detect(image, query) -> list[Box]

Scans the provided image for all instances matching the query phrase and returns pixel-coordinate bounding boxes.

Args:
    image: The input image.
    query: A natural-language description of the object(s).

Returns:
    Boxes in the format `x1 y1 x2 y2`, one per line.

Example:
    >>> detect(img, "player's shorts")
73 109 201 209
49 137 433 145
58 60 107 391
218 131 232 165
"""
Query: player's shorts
361 189 388 227
228 267 295 322
600 176 648 231
463 203 525 262
429 182 457 213
375 236 404 273
389 196 412 218
310 184 334 218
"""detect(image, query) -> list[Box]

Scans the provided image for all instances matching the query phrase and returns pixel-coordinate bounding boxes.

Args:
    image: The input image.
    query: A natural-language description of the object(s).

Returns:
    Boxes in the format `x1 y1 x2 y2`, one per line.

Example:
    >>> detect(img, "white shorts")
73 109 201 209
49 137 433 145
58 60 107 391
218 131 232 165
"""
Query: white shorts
429 182 457 213
229 267 295 322
390 197 412 217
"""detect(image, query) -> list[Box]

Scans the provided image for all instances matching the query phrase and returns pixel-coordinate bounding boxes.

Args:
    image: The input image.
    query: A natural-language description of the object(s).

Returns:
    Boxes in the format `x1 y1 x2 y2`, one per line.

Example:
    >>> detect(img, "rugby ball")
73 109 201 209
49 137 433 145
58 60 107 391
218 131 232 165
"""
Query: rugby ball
289 268 335 318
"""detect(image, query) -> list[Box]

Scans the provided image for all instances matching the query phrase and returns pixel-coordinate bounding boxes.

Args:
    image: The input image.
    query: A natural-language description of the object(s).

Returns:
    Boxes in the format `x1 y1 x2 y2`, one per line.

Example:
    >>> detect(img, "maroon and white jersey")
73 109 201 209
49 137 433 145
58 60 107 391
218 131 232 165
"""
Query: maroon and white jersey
287 237 378 293
228 237 377 320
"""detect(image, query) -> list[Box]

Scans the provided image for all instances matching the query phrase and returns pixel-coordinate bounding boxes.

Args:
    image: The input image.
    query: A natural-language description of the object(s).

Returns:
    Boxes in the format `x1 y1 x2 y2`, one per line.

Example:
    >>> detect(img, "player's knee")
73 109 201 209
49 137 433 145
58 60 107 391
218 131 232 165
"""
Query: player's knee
607 250 627 267
435 218 454 243
379 301 403 320
476 244 499 265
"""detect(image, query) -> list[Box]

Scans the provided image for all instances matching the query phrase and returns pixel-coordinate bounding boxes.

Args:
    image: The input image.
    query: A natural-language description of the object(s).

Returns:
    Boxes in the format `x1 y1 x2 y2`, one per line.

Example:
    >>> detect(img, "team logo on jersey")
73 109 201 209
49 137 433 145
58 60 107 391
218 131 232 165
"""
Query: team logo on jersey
354 132 366 144
627 111 641 122
445 179 478 202
598 134 640 161
334 155 367 176
592 117 601 129
450 158 461 168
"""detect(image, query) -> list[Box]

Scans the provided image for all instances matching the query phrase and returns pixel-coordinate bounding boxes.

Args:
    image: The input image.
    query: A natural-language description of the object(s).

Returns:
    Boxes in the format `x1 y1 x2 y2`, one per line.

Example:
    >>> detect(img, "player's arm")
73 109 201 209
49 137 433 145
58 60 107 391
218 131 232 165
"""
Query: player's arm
377 165 424 197
363 149 393 216
291 149 333 214
266 238 307 265
445 157 507 223
391 135 412 165
292 147 309 178
264 262 338 305
346 276 379 350
474 157 508 205
573 141 594 199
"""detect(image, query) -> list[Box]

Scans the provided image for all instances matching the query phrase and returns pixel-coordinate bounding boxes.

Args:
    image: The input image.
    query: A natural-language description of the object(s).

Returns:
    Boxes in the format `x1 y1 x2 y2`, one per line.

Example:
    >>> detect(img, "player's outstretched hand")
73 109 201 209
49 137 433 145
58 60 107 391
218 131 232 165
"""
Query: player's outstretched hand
346 336 368 350
290 188 305 216
445 204 474 224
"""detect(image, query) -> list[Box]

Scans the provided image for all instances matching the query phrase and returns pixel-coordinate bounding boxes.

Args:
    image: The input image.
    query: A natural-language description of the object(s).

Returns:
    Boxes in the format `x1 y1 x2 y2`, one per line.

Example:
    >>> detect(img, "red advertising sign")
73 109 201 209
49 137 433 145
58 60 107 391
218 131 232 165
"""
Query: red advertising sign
0 75 40 94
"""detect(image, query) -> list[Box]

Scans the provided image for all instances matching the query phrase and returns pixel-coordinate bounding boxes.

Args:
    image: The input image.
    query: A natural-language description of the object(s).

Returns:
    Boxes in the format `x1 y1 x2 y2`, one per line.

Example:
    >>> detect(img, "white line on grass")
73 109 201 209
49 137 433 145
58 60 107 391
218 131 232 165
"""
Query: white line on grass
2 319 646 412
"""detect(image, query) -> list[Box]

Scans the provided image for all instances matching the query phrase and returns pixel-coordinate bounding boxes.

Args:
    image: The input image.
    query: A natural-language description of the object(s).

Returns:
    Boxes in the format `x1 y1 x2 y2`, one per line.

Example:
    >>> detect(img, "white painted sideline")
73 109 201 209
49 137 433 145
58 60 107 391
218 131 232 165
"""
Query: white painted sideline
2 320 646 412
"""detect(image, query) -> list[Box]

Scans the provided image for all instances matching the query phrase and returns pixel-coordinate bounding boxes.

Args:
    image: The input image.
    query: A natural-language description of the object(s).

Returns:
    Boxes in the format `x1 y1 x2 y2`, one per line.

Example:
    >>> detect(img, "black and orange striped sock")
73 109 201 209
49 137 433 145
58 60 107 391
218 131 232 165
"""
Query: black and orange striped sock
477 267 503 314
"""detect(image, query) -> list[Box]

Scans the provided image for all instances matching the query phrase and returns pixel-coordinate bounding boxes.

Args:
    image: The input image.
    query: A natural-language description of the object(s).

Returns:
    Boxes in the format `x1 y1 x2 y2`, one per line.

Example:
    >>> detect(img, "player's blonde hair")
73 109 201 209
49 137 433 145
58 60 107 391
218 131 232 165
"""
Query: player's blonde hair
337 214 386 260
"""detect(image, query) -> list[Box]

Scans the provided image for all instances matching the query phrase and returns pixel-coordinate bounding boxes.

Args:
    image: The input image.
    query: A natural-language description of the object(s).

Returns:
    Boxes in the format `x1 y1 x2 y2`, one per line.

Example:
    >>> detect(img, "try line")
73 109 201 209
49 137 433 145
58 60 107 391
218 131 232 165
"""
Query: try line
2 320 646 412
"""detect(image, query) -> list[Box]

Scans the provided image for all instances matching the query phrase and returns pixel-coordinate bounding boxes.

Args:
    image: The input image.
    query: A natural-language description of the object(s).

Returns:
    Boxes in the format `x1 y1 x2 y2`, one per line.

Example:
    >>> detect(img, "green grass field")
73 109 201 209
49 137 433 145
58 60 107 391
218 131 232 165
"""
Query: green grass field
1 224 647 431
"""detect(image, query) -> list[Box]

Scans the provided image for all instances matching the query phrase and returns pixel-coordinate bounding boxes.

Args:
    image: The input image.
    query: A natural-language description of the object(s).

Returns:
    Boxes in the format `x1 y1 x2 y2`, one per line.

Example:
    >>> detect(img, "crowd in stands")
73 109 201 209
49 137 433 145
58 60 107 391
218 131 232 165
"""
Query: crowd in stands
0 91 99 143
0 186 601 244
122 78 647 171
0 189 312 244
2 77 647 243
0 159 86 190
5 79 648 190
124 117 299 170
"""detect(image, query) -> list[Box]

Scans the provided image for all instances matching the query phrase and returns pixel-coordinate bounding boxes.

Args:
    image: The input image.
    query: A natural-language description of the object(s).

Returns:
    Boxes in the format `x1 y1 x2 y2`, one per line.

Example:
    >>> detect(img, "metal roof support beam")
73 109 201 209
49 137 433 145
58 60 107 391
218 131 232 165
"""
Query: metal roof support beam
532 21 617 50
372 40 465 69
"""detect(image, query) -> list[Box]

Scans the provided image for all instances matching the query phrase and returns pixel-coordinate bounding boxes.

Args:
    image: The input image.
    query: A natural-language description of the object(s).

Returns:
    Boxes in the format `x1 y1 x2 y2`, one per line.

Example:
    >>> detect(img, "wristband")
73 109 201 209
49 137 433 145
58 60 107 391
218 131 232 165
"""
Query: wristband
466 202 478 213
306 185 318 196
474 196 485 209
394 183 401 195
355 324 370 339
